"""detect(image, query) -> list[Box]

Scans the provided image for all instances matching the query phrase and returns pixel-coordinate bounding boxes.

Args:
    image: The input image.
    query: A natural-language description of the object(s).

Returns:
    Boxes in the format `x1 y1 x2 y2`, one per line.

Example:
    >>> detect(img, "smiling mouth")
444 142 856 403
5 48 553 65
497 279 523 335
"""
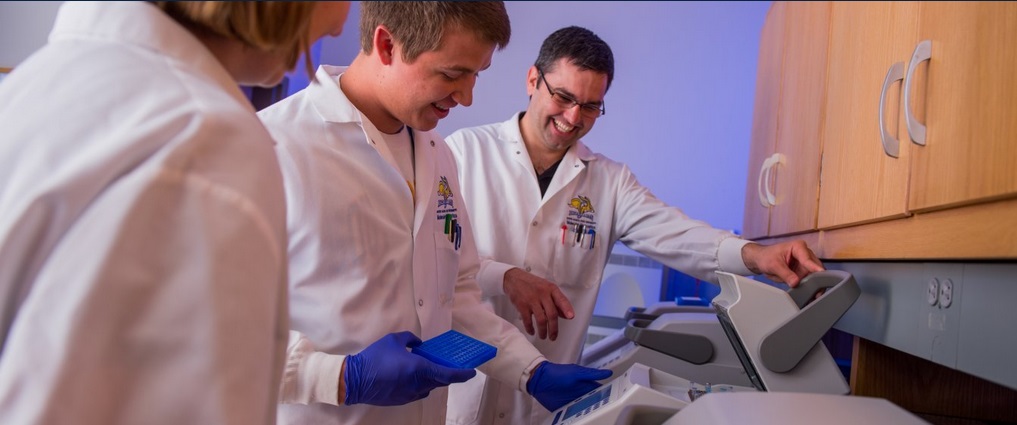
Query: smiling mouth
434 103 450 112
553 118 574 133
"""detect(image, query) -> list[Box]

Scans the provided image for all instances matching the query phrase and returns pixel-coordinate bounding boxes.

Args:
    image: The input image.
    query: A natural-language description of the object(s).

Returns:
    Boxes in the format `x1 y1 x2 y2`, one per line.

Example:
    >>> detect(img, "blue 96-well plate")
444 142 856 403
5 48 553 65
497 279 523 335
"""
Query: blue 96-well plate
411 329 497 369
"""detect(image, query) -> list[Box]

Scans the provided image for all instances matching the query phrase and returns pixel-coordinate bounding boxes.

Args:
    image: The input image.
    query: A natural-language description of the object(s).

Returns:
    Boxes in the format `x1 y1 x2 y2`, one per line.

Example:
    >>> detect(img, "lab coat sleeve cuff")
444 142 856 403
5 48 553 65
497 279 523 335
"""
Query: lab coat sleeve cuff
718 237 754 276
304 351 345 406
281 331 345 406
520 356 549 393
478 260 516 297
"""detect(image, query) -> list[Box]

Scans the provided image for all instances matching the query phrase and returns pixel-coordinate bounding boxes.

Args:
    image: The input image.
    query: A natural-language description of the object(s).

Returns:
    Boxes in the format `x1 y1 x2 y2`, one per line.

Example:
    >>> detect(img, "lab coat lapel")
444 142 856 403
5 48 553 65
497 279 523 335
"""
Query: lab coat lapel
542 143 590 206
500 116 550 210
412 128 436 239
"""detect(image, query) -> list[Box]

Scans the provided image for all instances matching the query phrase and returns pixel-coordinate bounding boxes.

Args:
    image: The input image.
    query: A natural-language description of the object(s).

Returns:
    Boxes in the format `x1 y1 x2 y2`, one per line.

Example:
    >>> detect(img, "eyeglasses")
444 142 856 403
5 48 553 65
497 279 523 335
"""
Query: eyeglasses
537 68 606 118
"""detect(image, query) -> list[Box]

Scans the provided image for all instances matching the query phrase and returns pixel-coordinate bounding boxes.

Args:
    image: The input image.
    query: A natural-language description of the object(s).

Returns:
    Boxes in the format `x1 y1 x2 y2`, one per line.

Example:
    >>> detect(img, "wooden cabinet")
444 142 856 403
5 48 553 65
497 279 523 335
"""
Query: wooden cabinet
819 2 918 229
746 4 1017 418
748 1 1017 259
909 2 1017 212
742 2 785 239
742 1 829 239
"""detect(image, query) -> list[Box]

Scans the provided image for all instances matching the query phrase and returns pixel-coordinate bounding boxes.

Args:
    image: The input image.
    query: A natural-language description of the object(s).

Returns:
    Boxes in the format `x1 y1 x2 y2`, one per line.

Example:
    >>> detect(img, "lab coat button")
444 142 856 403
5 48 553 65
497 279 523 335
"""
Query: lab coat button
430 140 436 147
418 299 424 307
498 413 505 419
531 220 538 226
524 266 531 272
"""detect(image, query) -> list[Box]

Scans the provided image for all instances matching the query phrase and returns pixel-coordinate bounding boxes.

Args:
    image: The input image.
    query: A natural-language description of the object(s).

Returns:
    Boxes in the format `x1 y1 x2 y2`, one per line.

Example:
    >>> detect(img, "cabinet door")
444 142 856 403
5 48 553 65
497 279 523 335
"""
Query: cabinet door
742 1 786 240
768 1 829 236
908 2 1017 212
818 3 918 229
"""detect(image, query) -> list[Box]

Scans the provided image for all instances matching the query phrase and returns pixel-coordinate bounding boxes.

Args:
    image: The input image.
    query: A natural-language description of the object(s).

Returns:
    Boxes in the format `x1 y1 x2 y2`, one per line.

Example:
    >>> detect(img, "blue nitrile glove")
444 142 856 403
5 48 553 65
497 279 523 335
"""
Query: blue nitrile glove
344 331 477 406
526 361 613 412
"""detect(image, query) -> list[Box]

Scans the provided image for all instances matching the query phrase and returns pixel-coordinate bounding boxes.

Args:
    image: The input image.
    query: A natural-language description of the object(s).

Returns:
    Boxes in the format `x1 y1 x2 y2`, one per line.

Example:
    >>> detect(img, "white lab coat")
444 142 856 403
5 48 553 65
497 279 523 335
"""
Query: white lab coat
258 66 546 425
444 113 753 425
0 3 289 425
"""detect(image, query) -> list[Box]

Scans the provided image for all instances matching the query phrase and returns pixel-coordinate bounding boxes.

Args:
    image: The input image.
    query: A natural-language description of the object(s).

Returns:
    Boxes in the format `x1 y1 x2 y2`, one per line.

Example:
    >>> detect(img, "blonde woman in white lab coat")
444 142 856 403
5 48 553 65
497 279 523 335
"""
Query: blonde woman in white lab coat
445 26 826 425
259 4 612 425
0 2 351 424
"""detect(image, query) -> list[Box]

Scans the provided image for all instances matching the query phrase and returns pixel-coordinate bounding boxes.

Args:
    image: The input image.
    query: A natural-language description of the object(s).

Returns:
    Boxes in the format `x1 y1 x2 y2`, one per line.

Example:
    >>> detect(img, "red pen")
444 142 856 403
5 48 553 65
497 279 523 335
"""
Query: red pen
561 224 567 245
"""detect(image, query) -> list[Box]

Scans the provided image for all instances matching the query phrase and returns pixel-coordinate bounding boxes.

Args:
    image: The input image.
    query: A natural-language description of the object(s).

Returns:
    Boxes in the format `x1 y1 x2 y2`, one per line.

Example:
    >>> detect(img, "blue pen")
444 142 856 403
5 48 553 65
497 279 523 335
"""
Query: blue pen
589 228 596 249
454 224 462 250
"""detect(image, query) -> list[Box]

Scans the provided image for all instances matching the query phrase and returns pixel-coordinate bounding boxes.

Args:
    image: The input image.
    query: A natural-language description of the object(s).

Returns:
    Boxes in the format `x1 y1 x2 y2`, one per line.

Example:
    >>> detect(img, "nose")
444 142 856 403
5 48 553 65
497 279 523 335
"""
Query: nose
562 103 583 124
451 75 478 107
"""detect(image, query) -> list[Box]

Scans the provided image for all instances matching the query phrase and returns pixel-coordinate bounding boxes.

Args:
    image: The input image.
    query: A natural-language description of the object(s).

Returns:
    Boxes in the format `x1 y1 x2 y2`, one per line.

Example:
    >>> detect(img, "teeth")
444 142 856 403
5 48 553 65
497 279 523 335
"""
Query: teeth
435 104 449 111
553 119 574 133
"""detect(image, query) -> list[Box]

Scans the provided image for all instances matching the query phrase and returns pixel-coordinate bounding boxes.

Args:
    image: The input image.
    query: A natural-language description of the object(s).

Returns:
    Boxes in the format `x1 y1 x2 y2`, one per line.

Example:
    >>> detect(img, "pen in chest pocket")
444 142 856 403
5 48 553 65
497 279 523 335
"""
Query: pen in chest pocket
560 223 595 250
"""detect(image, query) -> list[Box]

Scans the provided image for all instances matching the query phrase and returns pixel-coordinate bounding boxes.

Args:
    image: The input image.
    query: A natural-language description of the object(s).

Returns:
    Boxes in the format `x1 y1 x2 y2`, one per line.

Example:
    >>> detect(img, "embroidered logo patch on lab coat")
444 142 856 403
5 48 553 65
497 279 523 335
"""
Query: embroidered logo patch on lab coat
564 195 597 249
437 176 454 208
569 196 595 215
436 176 458 221
566 195 597 228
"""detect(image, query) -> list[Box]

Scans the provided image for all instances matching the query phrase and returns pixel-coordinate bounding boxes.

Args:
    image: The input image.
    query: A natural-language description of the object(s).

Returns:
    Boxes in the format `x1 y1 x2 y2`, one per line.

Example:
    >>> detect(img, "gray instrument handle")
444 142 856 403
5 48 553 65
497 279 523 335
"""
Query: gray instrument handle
623 318 714 365
759 270 860 373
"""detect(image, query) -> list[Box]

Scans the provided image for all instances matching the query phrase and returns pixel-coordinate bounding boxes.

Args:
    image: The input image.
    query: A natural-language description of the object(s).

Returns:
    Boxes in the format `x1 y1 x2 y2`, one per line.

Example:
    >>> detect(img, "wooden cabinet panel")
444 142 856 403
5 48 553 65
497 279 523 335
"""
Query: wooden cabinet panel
818 3 918 229
909 2 1017 212
742 2 786 239
769 1 829 236
743 1 828 239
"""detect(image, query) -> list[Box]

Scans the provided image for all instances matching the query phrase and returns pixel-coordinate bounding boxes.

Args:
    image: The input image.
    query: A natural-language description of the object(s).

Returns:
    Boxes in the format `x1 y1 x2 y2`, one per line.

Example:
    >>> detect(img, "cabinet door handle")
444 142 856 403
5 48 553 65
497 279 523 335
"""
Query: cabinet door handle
757 156 772 207
904 40 932 146
879 62 905 158
757 153 785 207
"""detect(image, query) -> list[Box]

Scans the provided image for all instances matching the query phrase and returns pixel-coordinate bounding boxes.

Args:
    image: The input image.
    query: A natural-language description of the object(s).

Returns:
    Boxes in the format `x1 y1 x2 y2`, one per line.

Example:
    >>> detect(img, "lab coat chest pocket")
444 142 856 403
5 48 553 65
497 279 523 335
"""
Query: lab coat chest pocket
550 224 600 289
432 233 458 306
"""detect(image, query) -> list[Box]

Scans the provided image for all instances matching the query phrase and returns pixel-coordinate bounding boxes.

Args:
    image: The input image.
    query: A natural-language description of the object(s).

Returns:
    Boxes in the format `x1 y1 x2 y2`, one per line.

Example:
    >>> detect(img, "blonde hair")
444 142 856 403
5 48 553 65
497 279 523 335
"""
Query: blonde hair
360 2 510 63
153 2 316 77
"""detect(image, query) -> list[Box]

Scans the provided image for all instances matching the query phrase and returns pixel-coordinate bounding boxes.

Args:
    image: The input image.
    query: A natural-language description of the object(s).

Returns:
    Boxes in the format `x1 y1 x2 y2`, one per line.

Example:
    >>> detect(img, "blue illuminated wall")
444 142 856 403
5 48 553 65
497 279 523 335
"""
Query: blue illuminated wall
283 1 773 235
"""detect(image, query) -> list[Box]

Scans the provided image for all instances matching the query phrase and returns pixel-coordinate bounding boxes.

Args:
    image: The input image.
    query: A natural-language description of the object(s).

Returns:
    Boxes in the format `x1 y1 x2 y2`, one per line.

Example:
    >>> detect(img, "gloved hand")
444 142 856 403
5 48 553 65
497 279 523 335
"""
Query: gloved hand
526 361 612 412
343 331 477 406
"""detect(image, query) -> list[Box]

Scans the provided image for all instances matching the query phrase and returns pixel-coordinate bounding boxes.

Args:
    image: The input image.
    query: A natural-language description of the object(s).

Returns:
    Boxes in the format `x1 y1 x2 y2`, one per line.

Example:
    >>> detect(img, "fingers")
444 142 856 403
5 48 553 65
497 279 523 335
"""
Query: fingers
505 269 573 340
551 288 575 320
519 307 536 336
539 295 557 341
386 331 422 348
580 367 613 381
429 365 477 385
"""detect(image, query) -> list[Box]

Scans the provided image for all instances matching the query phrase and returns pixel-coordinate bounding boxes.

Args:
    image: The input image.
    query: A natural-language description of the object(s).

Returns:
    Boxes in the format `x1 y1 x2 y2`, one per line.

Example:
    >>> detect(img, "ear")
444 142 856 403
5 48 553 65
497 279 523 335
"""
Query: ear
526 66 540 97
372 25 397 65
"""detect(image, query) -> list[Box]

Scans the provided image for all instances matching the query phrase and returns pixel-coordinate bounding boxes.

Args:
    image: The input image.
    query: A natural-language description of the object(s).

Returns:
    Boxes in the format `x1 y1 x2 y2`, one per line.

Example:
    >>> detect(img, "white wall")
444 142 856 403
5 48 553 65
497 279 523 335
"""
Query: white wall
0 2 62 68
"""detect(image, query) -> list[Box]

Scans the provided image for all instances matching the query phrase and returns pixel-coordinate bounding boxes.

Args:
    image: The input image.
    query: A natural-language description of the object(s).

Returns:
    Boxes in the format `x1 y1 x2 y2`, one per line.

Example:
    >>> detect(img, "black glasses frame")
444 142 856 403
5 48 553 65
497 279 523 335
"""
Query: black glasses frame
536 68 606 117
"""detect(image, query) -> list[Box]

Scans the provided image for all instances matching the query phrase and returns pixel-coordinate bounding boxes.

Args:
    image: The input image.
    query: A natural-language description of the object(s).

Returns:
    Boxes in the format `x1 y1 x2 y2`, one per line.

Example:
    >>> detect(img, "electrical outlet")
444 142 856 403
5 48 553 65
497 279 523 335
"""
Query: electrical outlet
938 278 953 308
926 278 939 306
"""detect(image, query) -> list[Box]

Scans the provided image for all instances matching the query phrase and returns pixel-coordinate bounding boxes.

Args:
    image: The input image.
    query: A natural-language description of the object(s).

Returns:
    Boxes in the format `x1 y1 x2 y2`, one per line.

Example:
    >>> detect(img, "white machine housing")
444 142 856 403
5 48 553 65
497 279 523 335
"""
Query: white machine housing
712 271 859 394
543 363 754 425
661 392 930 424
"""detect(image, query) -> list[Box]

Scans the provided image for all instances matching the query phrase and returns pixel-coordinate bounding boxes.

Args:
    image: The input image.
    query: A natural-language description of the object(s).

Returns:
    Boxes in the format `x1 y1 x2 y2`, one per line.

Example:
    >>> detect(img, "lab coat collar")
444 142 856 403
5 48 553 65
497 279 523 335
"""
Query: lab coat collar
501 112 597 202
50 2 251 111
500 112 598 164
307 65 363 125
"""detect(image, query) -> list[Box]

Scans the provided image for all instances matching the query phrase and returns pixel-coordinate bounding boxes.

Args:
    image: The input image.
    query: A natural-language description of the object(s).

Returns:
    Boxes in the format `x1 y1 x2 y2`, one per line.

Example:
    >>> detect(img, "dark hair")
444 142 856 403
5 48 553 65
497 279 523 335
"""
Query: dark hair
535 26 614 91
360 2 510 62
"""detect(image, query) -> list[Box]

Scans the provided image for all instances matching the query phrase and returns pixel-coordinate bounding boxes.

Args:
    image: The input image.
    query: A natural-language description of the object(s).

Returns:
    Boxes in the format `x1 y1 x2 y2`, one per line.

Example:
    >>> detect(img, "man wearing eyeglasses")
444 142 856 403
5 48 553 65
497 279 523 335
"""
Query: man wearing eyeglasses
443 26 825 425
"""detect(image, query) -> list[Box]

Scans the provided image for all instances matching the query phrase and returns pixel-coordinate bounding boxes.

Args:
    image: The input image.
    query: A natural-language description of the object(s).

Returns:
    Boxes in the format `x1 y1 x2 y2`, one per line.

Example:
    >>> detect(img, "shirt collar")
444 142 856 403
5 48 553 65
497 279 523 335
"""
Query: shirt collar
501 111 598 163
